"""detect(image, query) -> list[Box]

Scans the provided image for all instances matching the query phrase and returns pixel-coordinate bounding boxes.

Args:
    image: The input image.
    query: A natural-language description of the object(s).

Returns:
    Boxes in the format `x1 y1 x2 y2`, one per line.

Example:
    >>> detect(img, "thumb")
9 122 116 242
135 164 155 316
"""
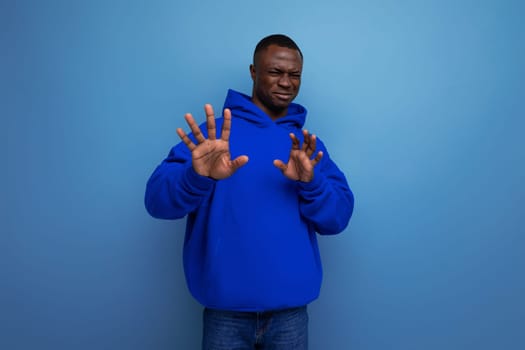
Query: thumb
273 159 286 171
231 155 249 171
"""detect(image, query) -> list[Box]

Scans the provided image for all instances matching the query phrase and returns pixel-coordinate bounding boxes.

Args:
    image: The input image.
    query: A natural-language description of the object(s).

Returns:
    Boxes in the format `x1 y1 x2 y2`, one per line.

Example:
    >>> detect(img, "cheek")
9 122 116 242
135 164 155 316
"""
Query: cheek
259 80 275 93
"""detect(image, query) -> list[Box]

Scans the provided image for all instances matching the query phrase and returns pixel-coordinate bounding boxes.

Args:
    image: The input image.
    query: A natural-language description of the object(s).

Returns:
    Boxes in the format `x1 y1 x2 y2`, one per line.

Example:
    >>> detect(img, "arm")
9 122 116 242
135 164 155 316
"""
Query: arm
274 131 354 234
297 148 354 235
145 105 248 219
144 143 216 219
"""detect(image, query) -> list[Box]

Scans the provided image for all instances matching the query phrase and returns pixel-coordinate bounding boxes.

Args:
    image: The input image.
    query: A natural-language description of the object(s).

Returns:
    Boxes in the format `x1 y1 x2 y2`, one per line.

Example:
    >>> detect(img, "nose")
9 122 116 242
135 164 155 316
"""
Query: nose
278 74 292 88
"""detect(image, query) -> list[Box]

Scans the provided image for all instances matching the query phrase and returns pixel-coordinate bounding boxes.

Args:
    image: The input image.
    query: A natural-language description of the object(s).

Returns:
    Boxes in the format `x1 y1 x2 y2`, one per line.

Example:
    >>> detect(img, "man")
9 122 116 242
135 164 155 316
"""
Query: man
145 34 354 350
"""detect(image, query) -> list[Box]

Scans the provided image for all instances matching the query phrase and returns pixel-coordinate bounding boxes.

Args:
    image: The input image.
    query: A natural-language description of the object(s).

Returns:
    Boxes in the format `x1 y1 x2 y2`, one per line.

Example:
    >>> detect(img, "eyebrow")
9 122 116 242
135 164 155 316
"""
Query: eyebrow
267 66 302 73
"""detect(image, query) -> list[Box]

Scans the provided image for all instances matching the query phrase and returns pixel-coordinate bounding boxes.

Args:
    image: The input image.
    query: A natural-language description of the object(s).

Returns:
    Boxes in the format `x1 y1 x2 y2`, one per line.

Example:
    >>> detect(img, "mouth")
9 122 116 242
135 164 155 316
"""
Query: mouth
273 92 293 101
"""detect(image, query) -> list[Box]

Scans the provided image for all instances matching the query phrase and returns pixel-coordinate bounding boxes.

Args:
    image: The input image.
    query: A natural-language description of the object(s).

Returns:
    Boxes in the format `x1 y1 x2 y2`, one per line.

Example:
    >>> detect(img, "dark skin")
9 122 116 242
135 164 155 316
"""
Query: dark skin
177 105 249 180
250 45 302 120
176 45 323 182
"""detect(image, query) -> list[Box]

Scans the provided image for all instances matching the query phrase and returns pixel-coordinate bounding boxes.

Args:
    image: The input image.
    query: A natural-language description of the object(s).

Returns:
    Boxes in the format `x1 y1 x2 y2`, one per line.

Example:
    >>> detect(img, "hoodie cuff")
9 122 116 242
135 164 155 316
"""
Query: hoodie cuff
297 167 325 193
182 164 216 194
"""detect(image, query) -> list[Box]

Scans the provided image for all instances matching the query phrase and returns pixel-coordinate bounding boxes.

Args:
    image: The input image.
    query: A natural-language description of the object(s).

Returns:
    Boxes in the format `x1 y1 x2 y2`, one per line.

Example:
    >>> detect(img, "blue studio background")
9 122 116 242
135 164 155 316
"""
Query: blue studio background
2 0 524 349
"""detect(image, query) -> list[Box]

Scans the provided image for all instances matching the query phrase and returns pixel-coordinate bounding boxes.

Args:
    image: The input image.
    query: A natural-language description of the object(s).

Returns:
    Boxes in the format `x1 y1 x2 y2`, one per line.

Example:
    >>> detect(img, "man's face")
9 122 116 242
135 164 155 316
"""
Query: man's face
250 45 303 119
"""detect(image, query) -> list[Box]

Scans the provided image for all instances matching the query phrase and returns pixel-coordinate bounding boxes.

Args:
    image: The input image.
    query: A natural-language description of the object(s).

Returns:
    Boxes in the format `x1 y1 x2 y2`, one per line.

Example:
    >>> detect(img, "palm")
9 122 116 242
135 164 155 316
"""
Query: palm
274 130 323 183
177 105 248 180
280 149 315 182
191 139 236 180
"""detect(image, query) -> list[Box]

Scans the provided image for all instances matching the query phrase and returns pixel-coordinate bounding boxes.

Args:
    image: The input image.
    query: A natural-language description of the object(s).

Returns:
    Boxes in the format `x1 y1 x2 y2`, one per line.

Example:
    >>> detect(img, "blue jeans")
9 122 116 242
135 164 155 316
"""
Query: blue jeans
202 306 308 350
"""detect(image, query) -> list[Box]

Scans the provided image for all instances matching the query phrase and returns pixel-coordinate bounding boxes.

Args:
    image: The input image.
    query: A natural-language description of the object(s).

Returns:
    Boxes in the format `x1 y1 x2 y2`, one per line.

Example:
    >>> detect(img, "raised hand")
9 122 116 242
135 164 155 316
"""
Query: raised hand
273 129 323 182
176 104 249 180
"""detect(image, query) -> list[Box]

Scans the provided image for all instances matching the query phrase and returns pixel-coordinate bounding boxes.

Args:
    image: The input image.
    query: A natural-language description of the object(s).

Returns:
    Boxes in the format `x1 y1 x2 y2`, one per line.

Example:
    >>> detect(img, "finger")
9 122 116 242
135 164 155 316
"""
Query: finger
306 134 317 158
301 130 309 152
231 155 249 171
221 108 232 141
176 127 196 151
204 104 216 140
289 133 300 150
185 113 206 144
311 151 323 167
273 159 287 171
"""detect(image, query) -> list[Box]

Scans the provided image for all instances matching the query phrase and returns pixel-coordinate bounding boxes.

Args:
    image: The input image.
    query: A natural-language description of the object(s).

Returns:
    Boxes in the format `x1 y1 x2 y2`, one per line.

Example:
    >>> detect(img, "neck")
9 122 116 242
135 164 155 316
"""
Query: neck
251 98 287 120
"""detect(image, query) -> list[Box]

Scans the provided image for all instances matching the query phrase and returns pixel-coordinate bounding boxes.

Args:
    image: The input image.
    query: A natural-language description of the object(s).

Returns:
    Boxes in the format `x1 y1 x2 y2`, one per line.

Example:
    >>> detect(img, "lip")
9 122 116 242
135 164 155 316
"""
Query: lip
274 92 293 100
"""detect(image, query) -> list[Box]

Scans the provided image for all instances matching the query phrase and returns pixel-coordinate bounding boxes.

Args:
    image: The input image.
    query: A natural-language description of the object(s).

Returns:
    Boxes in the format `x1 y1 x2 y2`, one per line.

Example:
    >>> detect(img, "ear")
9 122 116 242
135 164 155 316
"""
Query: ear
249 64 256 82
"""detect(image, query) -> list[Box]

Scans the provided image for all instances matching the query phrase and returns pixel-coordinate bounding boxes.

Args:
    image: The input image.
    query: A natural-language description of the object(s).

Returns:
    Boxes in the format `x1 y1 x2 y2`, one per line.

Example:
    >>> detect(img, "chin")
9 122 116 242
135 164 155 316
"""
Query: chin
273 98 293 108
270 104 290 112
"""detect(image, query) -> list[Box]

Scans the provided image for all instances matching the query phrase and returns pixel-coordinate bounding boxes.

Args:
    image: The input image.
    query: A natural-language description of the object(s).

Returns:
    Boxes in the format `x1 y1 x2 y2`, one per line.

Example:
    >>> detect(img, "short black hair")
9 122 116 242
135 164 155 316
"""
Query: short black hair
253 34 303 64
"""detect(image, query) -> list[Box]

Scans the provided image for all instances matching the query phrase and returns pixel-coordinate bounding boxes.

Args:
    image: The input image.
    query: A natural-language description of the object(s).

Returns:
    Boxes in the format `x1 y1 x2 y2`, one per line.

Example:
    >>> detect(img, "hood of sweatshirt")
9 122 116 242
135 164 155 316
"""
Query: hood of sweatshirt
223 89 306 129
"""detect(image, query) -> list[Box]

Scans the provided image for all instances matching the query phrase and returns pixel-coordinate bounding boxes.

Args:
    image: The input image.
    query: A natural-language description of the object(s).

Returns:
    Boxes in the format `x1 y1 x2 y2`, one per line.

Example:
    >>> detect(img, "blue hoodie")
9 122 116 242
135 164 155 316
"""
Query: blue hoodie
145 89 354 311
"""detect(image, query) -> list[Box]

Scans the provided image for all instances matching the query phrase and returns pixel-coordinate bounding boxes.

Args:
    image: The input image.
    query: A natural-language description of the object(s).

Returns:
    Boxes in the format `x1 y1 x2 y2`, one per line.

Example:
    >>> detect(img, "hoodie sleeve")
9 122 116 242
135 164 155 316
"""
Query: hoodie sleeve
296 144 354 235
144 142 216 219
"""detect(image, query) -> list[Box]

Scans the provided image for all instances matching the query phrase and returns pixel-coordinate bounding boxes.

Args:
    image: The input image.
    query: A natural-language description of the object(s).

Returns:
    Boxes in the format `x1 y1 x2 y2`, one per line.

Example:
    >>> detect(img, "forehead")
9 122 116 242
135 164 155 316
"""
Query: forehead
256 45 303 68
